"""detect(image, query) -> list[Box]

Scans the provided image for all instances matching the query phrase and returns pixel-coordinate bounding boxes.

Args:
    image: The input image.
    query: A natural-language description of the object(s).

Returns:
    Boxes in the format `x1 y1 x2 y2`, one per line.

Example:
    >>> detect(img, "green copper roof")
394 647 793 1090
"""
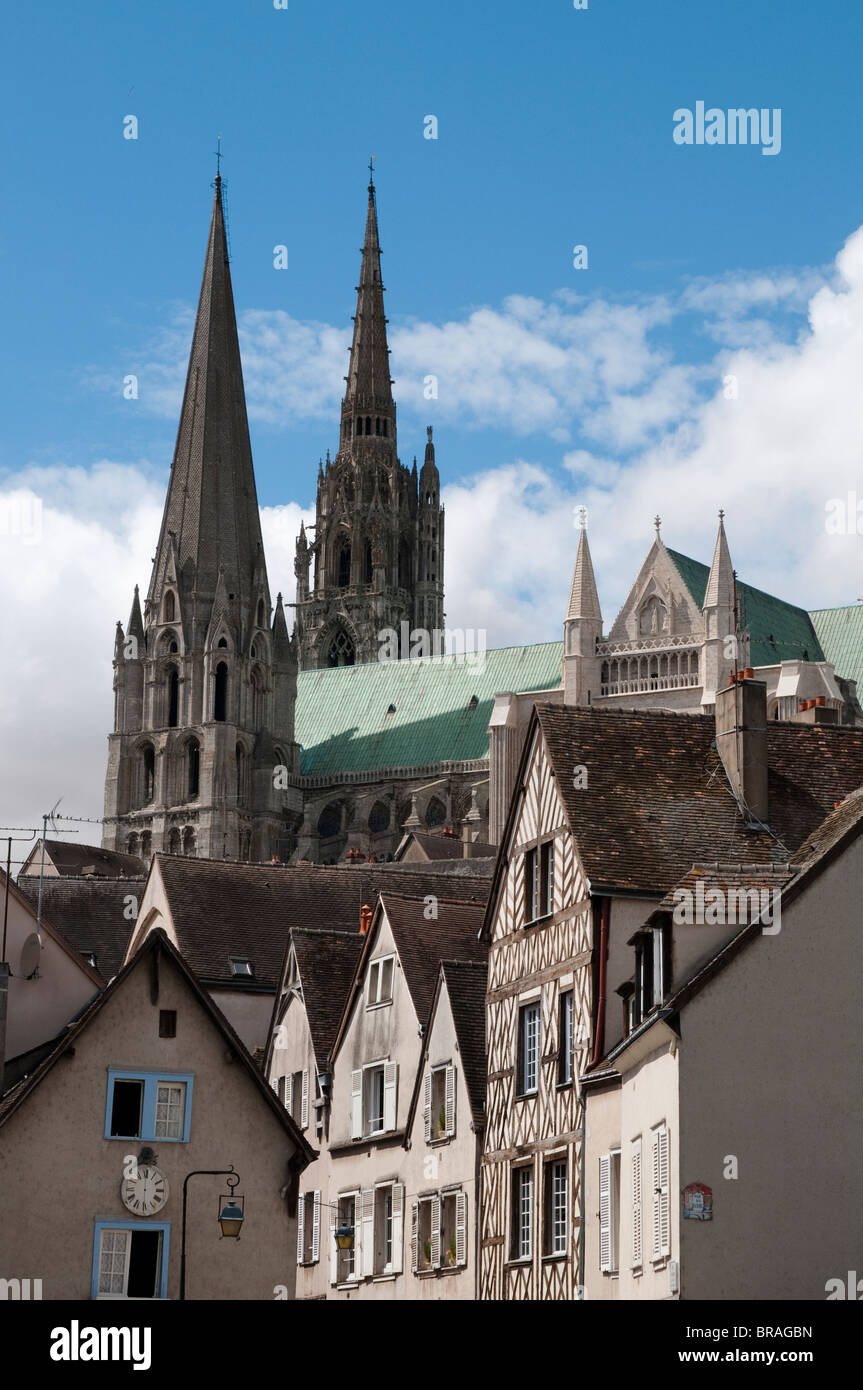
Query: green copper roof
810 605 863 694
295 641 564 776
667 549 825 667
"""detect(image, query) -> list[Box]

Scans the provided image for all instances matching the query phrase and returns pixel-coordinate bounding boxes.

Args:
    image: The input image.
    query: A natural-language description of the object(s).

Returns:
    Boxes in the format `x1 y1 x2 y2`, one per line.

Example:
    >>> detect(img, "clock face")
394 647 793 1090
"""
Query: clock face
121 1164 169 1216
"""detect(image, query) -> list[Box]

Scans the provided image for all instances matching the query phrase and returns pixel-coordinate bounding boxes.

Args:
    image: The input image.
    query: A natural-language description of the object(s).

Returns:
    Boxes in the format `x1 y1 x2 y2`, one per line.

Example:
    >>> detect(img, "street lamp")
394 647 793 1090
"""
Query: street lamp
180 1167 244 1300
335 1223 355 1250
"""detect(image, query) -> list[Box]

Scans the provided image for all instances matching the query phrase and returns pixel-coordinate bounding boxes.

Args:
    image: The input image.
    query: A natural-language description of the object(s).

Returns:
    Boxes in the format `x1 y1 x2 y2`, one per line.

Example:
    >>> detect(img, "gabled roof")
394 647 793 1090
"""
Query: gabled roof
295 641 564 775
655 862 794 917
394 830 496 862
0 928 316 1164
132 856 490 990
404 957 489 1137
15 874 145 981
535 702 863 895
20 839 145 878
288 929 364 1068
810 605 863 697
0 869 104 988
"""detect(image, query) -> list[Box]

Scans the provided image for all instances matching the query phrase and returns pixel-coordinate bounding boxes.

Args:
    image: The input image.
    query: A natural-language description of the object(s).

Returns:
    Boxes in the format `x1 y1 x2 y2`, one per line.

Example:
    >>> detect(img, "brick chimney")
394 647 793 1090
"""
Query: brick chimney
715 674 769 825
359 904 373 935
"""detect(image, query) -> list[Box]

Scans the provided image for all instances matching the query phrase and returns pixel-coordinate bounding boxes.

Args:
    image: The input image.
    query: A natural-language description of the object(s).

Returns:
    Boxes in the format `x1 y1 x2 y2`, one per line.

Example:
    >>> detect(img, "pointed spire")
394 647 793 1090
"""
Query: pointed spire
127 585 144 643
703 509 735 610
345 174 393 406
566 519 602 622
272 593 292 658
147 175 267 622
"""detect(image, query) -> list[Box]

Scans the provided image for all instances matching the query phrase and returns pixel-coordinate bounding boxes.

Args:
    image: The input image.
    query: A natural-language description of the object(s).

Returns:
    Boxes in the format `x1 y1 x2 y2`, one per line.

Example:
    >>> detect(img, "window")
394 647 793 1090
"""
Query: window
541 840 554 914
651 1125 671 1262
278 1069 310 1129
214 662 228 721
559 991 574 1086
158 1010 177 1039
187 739 200 799
105 1071 193 1143
334 1194 358 1283
544 1159 568 1256
167 668 179 728
327 628 355 667
142 745 155 804
351 1061 397 1138
440 1189 467 1269
517 1001 540 1096
525 840 554 923
230 957 253 978
425 1063 456 1141
337 537 351 588
413 1194 439 1272
599 1151 621 1273
93 1223 169 1300
367 955 394 1006
511 1167 533 1261
164 591 175 622
635 922 671 1023
182 826 196 858
297 1191 321 1265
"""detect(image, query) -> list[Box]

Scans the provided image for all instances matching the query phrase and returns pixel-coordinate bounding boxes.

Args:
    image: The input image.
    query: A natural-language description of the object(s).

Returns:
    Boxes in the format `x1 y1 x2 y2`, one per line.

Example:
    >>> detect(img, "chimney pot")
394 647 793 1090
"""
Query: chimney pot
359 903 372 935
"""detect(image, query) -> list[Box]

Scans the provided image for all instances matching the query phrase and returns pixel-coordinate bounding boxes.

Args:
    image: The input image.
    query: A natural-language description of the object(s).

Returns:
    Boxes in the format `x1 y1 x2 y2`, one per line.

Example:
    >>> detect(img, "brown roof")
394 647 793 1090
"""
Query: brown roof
440 959 489 1123
534 703 863 896
790 786 863 868
24 839 146 878
290 929 364 1067
141 856 491 990
396 831 496 862
15 875 145 980
655 862 794 919
379 894 487 1026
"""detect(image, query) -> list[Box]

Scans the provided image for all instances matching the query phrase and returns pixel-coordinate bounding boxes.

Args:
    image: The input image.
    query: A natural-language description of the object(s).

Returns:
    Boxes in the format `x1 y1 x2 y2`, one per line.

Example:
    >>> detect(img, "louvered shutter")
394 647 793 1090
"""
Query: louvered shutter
445 1064 456 1137
410 1200 419 1273
329 1201 338 1285
383 1061 398 1132
391 1184 404 1273
430 1192 441 1269
361 1188 375 1278
350 1069 362 1139
270 1075 279 1095
631 1139 643 1268
657 1126 670 1258
456 1191 468 1266
301 1069 309 1129
296 1193 306 1264
423 1072 432 1142
599 1154 612 1272
312 1191 321 1263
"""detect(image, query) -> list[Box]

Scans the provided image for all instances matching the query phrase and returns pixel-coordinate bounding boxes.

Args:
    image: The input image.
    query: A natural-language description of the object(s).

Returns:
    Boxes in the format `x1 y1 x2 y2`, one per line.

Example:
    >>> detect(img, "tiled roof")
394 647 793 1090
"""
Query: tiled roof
534 703 863 895
145 856 491 989
809 605 863 695
667 549 826 667
294 641 564 775
440 959 488 1124
380 894 487 1027
656 862 794 918
790 785 863 869
15 875 145 981
25 840 145 878
396 830 496 862
290 929 364 1067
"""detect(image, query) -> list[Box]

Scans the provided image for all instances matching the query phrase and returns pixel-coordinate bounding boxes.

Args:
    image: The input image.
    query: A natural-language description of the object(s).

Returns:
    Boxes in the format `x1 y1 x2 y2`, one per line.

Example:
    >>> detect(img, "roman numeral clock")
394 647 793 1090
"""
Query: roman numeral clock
121 1163 168 1216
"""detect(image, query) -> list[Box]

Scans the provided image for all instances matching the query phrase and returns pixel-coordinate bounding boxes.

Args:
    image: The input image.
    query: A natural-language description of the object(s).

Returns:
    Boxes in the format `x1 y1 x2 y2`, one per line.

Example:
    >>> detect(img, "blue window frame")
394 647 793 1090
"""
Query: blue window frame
92 1221 170 1300
104 1070 195 1143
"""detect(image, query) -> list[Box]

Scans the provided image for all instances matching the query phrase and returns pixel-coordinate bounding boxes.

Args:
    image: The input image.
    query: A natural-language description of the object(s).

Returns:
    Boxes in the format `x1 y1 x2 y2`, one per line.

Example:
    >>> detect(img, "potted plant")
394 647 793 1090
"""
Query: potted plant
423 1238 432 1268
438 1103 447 1138
444 1239 457 1268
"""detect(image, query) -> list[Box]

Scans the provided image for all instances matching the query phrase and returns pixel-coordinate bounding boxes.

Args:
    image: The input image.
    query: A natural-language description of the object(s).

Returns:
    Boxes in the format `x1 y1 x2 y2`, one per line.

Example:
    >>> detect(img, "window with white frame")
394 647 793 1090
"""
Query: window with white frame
367 955 394 1006
440 1189 467 1269
524 839 555 923
631 1137 643 1270
544 1158 567 1256
511 1166 533 1261
296 1190 321 1265
154 1081 186 1140
411 1190 467 1274
425 1062 456 1141
369 1182 404 1276
650 1124 671 1262
332 1194 358 1284
94 1224 167 1299
413 1193 439 1272
278 1069 310 1129
517 1001 540 1096
599 1150 621 1274
558 990 574 1086
350 1060 398 1139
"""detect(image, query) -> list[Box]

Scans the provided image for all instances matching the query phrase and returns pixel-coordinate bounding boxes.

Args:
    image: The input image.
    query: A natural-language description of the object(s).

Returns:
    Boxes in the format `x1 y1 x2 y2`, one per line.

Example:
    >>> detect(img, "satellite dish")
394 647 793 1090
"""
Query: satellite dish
19 932 43 979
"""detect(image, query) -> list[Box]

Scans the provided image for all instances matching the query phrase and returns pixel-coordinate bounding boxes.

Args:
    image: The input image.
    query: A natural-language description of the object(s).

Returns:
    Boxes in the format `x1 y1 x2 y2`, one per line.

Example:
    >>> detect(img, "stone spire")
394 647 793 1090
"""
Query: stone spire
146 174 266 625
703 509 735 612
344 175 393 408
563 515 603 705
566 513 602 622
701 511 746 706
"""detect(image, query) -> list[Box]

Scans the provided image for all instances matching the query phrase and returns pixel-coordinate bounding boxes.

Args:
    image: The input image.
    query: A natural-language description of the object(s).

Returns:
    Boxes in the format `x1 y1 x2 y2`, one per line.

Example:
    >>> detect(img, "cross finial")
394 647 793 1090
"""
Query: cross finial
718 507 725 523
654 514 661 537
214 133 223 178
368 154 376 186
578 506 587 530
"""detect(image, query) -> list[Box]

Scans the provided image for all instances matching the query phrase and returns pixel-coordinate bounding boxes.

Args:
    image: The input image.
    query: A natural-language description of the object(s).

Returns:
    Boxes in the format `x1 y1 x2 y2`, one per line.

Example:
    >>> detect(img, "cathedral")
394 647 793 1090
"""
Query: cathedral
101 170 863 867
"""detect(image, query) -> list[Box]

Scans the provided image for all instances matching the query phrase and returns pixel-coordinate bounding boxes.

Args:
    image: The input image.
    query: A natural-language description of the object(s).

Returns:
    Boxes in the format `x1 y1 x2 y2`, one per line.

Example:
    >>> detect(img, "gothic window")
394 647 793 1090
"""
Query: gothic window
365 540 373 584
127 833 139 857
327 628 355 667
256 599 265 627
214 663 228 722
356 416 363 436
337 536 351 588
167 667 179 728
398 540 411 590
168 827 181 855
346 417 352 438
249 669 265 729
368 801 390 834
141 831 151 858
218 637 228 649
142 745 155 805
164 591 175 622
382 419 388 437
317 804 342 839
365 416 371 434
187 738 200 799
375 417 381 436
183 826 196 858
379 471 389 505
425 796 446 829
251 644 257 660
639 595 667 636
236 745 246 806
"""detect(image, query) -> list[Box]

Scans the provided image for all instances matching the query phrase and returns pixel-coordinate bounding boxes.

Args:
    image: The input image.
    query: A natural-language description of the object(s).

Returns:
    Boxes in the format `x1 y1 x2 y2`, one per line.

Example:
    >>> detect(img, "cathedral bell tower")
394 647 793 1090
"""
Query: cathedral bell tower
103 174 302 863
295 171 444 668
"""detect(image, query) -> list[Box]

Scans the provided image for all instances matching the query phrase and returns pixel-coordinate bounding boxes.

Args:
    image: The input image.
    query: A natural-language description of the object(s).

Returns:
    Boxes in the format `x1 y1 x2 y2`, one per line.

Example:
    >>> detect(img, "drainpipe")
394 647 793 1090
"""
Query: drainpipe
0 962 9 1099
589 897 610 1068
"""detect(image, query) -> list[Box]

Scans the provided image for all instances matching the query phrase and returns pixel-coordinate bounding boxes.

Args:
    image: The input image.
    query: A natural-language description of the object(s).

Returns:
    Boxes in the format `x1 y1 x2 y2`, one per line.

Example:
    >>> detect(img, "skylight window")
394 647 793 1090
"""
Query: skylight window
229 957 254 978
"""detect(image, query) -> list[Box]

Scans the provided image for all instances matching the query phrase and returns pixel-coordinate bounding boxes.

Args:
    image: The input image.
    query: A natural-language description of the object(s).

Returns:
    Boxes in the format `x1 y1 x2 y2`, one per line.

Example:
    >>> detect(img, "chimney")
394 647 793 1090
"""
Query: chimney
462 823 471 859
359 904 372 935
715 675 768 824
0 962 9 1099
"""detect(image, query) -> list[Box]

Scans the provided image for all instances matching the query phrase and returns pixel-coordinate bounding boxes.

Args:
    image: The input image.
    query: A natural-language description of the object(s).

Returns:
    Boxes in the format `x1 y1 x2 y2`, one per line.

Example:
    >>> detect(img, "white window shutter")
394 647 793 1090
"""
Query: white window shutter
599 1154 612 1272
423 1071 432 1142
312 1191 321 1264
445 1064 456 1137
410 1200 418 1273
456 1191 468 1266
350 1069 363 1139
296 1193 306 1264
651 1129 662 1261
391 1183 404 1274
279 1073 291 1115
301 1069 309 1129
430 1192 441 1269
383 1061 398 1132
329 1201 338 1285
361 1188 375 1278
270 1075 279 1095
631 1139 642 1269
657 1125 671 1259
